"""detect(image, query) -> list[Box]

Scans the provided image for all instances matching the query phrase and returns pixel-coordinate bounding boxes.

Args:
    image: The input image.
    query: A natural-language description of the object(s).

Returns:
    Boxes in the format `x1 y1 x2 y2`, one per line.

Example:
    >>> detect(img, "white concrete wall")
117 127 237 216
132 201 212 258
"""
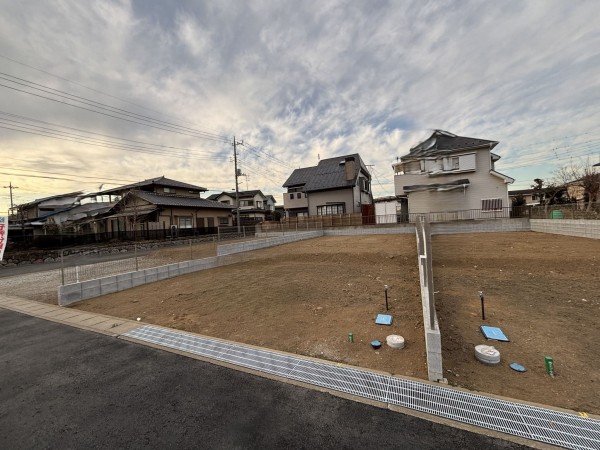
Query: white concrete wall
431 218 530 235
530 219 600 239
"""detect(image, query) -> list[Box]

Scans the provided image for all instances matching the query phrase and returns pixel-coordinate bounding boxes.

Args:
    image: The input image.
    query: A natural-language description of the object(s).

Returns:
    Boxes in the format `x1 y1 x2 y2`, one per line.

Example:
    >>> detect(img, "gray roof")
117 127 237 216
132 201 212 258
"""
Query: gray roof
207 190 265 200
99 176 207 195
283 154 370 192
19 191 84 208
403 130 498 160
134 191 233 209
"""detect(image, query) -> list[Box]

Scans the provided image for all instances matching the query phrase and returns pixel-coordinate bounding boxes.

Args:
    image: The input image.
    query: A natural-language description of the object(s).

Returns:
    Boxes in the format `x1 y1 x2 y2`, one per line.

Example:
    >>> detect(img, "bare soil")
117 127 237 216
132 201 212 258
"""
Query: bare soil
70 231 600 415
433 232 600 414
72 235 428 379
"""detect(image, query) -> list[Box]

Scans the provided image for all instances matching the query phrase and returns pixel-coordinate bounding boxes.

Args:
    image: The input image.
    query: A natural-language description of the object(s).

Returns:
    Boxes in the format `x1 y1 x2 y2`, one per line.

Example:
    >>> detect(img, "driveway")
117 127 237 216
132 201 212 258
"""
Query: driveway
0 309 529 449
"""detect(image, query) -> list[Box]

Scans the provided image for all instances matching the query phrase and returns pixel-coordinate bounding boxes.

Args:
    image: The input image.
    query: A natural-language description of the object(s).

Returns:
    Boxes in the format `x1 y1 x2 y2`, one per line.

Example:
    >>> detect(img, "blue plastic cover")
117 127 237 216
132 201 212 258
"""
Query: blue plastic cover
375 314 393 325
480 325 509 342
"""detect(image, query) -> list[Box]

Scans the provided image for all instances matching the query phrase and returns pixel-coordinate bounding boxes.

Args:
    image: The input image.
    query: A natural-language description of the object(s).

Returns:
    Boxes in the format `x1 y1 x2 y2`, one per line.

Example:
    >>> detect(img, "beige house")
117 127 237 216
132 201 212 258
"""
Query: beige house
393 130 514 217
283 154 373 217
97 176 233 237
207 190 276 224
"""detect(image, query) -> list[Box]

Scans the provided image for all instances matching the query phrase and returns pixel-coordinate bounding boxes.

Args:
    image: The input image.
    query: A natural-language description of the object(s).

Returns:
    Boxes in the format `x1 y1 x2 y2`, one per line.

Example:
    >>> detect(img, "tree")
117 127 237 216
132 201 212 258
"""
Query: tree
531 178 545 205
560 158 600 211
511 193 526 207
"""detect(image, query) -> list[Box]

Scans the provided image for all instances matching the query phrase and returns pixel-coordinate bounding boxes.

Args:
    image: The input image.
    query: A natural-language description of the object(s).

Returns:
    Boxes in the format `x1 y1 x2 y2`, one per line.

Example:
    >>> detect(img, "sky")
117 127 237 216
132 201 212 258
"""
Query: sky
1 0 600 214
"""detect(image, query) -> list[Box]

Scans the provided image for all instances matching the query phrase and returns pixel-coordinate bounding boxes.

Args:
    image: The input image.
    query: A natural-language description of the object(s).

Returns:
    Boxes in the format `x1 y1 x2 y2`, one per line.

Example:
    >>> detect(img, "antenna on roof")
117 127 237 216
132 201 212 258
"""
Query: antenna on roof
318 153 320 162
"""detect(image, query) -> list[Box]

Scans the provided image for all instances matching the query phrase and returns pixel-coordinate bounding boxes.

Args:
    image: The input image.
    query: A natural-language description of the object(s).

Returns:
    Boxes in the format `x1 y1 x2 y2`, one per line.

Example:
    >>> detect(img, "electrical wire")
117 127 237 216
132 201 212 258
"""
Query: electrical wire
0 111 226 155
0 72 230 142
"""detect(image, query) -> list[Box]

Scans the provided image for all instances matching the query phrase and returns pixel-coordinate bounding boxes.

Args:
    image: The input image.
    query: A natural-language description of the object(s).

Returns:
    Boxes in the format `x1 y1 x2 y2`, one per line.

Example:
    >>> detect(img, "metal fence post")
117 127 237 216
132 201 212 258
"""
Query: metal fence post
60 250 65 285
189 239 193 260
134 243 139 271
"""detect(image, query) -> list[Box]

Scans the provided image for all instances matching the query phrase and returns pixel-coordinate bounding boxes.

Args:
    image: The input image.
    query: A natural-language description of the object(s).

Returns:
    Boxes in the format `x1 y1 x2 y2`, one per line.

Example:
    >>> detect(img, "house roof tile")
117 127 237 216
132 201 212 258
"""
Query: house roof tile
134 191 233 209
99 176 207 195
282 154 370 192
403 130 498 159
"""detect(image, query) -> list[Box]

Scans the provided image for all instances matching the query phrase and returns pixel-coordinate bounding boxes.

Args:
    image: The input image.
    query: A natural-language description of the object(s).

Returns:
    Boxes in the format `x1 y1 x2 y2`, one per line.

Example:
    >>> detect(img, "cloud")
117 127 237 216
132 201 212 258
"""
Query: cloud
0 0 599 212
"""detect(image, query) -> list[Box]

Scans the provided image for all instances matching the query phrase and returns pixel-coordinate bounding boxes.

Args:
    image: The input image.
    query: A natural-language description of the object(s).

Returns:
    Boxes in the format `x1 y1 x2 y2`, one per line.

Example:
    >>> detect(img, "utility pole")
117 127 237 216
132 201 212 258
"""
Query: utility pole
3 182 18 216
232 136 244 232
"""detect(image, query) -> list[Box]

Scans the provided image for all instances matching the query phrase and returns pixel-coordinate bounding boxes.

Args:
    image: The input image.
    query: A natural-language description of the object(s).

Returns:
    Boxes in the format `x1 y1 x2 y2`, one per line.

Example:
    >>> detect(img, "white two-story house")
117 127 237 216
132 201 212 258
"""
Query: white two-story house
393 130 514 218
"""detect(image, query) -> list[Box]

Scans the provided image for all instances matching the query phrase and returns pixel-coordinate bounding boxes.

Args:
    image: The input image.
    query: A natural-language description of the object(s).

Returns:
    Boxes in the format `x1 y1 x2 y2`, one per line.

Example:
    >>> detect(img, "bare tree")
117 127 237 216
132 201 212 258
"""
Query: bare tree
560 158 600 211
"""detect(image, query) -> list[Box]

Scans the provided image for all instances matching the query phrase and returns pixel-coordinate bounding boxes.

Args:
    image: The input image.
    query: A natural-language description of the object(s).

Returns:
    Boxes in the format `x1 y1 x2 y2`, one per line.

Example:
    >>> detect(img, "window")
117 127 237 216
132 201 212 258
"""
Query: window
179 217 192 228
240 200 254 207
481 198 503 211
360 178 370 192
218 217 229 225
164 187 174 193
451 157 459 170
297 193 302 199
220 200 230 204
317 204 345 215
289 193 294 200
256 201 263 209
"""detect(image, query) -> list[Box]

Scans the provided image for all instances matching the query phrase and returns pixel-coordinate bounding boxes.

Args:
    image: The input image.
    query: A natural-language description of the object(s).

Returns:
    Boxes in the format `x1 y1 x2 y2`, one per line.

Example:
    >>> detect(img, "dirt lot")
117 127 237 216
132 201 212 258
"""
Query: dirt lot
67 231 600 414
433 232 600 414
72 235 429 379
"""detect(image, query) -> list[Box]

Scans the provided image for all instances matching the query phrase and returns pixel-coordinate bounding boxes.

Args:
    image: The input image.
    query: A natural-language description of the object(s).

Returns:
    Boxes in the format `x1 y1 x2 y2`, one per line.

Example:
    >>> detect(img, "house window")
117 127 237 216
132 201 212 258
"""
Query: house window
317 204 345 215
482 198 503 211
220 200 230 204
179 217 192 228
451 157 459 170
164 187 174 193
218 217 229 225
296 193 302 199
289 193 294 200
256 201 263 209
360 178 370 192
240 200 254 207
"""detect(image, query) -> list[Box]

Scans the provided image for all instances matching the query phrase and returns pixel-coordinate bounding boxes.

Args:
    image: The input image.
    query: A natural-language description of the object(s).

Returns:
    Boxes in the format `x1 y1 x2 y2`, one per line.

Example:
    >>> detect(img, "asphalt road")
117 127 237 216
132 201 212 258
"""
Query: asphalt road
0 309 531 449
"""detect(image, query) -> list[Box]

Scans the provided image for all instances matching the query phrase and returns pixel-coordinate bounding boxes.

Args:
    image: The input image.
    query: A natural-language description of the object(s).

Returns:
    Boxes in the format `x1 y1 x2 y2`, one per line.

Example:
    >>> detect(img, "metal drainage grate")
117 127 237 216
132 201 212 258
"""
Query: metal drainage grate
123 325 600 450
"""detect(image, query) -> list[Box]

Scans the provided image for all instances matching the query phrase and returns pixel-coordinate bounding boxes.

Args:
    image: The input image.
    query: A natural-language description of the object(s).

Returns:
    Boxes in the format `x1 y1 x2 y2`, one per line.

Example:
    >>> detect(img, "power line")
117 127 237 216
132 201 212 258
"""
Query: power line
0 53 206 128
243 141 296 169
0 80 230 144
0 111 227 155
0 124 229 161
0 72 231 142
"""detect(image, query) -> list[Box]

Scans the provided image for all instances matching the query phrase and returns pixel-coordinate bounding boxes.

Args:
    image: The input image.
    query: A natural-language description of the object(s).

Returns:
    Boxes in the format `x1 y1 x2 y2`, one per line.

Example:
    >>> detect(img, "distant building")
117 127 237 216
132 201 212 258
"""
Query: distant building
206 190 276 225
393 130 514 217
282 154 373 217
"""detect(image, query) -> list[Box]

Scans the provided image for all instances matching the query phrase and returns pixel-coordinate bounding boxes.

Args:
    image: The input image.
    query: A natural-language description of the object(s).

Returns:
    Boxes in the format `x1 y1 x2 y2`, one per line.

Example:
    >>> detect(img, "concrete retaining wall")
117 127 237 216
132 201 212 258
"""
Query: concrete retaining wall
415 217 444 383
324 225 415 236
530 219 600 239
431 218 530 235
218 231 323 256
59 257 224 306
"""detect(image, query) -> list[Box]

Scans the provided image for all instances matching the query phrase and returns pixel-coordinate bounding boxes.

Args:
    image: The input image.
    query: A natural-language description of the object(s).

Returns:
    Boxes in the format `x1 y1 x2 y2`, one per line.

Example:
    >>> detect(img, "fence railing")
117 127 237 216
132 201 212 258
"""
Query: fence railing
529 201 599 220
7 225 255 250
57 227 258 284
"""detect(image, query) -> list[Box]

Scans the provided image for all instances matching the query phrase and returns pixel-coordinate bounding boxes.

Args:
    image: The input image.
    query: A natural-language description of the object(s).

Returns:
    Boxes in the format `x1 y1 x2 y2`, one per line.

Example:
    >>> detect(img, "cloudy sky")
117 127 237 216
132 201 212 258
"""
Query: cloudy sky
1 0 599 213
